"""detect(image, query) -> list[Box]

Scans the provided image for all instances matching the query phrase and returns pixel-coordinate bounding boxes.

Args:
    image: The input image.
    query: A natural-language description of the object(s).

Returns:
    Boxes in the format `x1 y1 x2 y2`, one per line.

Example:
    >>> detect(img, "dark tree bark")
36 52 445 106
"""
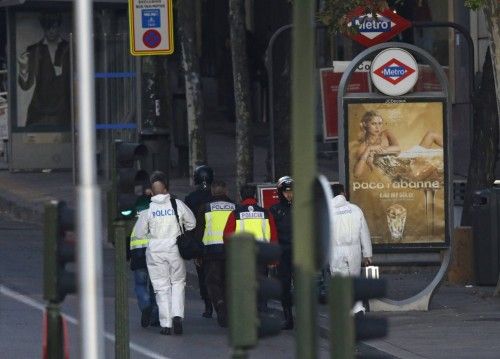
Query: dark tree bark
176 0 207 176
229 0 253 192
462 48 499 225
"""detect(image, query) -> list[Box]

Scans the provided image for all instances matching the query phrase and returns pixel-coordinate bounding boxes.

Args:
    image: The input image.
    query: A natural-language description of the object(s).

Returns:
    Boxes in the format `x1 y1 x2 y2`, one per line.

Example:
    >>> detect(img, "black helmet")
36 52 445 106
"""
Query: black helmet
277 176 293 194
194 165 214 187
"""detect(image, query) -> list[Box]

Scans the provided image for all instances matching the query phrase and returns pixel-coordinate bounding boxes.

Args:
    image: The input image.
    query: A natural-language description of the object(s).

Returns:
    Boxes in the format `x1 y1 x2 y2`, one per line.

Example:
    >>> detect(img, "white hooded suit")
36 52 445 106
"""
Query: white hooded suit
329 194 372 312
135 193 196 328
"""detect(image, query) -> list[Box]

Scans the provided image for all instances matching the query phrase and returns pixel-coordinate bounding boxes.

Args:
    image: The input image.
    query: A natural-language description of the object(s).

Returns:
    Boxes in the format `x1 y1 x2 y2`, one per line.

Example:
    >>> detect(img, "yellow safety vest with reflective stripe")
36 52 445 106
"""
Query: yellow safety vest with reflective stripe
203 201 236 246
235 207 271 242
130 224 149 250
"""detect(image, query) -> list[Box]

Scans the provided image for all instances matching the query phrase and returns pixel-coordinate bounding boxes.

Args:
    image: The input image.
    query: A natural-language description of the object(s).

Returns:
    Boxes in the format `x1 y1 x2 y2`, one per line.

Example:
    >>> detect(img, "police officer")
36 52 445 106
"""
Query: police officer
129 192 160 328
185 165 214 318
270 176 294 330
195 180 235 327
223 184 278 312
135 171 196 335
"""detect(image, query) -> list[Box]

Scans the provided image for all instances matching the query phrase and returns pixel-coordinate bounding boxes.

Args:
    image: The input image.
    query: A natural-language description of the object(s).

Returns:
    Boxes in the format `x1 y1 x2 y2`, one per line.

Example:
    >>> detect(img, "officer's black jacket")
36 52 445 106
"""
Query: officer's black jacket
269 197 292 249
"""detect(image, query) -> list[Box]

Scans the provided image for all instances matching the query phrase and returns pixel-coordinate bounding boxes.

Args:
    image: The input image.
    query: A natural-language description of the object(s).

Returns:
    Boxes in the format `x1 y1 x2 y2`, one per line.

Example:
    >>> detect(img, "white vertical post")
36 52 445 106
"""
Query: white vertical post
74 0 105 358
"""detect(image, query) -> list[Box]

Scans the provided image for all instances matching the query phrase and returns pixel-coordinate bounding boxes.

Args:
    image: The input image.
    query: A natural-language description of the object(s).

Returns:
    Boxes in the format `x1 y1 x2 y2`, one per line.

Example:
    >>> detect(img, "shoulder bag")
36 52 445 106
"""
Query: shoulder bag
170 198 204 260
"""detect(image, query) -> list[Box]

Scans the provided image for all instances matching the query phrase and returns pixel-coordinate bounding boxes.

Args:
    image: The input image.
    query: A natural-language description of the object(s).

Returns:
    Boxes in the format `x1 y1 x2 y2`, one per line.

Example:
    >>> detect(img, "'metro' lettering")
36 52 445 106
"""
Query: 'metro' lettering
354 16 391 33
383 66 405 77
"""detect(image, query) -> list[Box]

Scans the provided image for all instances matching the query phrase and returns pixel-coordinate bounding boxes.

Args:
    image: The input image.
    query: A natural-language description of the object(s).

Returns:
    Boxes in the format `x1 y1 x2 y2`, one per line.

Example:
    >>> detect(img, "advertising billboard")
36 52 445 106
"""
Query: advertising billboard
14 11 72 131
345 99 448 248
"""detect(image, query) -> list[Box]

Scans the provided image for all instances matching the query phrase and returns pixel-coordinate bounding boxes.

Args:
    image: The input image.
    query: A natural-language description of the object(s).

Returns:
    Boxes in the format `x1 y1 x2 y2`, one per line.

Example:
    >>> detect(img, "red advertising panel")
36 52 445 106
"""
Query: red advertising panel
320 64 370 142
414 65 449 92
256 184 279 209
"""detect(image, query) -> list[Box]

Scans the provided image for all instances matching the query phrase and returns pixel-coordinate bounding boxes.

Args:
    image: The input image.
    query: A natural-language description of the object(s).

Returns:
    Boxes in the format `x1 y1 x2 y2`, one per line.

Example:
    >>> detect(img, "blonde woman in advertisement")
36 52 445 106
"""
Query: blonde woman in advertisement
353 111 401 178
353 111 443 179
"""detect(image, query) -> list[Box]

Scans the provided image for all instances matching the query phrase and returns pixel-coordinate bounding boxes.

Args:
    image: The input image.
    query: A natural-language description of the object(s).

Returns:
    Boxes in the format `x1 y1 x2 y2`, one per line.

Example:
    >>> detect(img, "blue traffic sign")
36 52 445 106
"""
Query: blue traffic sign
142 9 161 28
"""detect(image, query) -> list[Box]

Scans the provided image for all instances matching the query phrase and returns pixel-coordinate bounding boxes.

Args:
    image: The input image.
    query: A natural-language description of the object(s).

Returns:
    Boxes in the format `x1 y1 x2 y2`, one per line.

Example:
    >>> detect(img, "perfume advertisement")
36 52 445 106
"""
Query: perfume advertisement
346 100 447 246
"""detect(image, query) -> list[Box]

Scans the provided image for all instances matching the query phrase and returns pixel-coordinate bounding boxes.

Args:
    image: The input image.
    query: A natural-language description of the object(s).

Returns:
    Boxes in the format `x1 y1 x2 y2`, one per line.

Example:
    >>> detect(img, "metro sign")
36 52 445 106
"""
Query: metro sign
370 48 419 96
373 58 416 85
346 7 411 47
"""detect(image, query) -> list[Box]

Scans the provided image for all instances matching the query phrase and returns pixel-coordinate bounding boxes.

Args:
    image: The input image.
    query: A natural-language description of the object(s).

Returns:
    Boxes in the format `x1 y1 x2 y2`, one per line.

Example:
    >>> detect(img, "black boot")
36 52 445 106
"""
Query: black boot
160 327 171 335
140 306 152 328
282 307 294 330
202 299 213 318
215 301 227 328
173 316 183 335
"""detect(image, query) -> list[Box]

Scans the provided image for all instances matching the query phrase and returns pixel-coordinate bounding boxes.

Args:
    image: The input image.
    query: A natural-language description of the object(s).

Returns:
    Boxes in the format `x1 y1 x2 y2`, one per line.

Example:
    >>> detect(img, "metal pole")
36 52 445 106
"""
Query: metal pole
74 0 105 357
114 220 130 359
47 303 63 359
291 1 317 358
329 277 354 359
264 24 292 182
412 21 475 148
232 348 249 359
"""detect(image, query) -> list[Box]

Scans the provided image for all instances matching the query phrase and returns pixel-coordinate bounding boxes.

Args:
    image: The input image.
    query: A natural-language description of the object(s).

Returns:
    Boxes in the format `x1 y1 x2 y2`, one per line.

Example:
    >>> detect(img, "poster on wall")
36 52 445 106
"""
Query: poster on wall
320 62 371 142
345 99 448 247
15 11 72 131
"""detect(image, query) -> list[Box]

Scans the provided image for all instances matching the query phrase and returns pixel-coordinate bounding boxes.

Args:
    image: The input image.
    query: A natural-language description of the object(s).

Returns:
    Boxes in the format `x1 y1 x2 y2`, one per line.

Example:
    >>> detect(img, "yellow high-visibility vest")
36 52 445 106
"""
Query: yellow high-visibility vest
203 201 235 245
129 227 148 250
235 207 271 242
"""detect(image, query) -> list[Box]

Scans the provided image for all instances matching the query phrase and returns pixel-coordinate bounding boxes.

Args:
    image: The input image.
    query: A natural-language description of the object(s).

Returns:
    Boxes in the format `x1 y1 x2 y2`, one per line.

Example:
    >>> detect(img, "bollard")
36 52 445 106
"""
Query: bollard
114 220 130 359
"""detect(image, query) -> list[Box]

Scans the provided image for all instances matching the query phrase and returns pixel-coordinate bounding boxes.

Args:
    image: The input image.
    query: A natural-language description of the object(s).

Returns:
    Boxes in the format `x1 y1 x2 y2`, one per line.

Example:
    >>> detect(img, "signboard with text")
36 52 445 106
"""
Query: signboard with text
320 61 371 141
129 0 174 56
345 7 411 47
345 99 448 248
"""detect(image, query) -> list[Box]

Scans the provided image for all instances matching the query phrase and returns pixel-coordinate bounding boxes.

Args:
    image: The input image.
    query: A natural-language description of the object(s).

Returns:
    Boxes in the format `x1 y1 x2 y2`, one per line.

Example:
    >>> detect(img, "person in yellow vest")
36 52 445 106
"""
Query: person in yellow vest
129 193 160 328
194 180 235 327
223 184 278 312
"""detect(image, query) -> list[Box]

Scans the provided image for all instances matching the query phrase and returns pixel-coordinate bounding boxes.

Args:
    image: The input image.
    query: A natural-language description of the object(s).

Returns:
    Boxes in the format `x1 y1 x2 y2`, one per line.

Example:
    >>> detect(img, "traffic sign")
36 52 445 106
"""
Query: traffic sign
370 48 418 96
128 0 174 56
345 7 411 47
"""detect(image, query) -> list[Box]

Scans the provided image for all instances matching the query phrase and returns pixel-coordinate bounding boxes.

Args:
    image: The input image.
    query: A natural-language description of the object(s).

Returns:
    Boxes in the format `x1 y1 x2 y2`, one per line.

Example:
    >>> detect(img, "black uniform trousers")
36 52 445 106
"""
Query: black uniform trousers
196 262 209 301
278 247 293 308
204 257 226 310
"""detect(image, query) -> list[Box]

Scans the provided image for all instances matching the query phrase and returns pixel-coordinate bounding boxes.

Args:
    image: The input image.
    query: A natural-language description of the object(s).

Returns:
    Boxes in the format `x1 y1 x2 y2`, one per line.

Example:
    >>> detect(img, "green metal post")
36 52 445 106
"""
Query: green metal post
114 220 130 359
44 201 64 359
108 142 117 244
291 0 317 358
227 233 257 355
47 302 63 359
232 348 249 359
329 276 355 359
44 201 58 302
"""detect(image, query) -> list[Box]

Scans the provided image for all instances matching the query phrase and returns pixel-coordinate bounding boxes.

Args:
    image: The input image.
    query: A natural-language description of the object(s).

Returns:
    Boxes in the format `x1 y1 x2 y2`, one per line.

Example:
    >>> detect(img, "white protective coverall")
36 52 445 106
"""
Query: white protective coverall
329 194 372 313
135 193 196 328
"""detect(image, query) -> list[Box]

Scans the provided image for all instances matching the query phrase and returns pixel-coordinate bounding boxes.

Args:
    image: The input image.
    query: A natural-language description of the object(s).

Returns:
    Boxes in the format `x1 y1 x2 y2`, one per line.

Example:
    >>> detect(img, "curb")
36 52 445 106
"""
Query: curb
0 193 43 224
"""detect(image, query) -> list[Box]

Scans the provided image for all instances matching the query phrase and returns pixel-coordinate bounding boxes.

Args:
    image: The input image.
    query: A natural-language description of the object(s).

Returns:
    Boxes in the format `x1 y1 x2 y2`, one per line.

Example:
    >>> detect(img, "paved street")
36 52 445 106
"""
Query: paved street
0 215 332 358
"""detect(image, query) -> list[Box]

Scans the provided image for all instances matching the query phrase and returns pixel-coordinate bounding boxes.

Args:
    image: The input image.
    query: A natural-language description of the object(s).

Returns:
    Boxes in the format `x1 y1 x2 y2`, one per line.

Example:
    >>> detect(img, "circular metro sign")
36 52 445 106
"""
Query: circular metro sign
143 29 162 49
370 48 418 96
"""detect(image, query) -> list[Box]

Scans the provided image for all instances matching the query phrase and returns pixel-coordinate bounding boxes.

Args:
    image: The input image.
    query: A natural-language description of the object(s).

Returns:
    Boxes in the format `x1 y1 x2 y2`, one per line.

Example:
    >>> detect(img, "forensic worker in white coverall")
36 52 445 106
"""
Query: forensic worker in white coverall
329 183 373 314
135 171 196 335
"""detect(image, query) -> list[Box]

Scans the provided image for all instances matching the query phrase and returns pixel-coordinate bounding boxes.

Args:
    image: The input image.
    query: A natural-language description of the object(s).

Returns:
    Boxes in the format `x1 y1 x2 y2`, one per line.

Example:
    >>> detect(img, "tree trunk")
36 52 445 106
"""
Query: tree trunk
176 0 207 177
462 49 499 224
483 0 500 119
482 0 500 296
229 0 254 192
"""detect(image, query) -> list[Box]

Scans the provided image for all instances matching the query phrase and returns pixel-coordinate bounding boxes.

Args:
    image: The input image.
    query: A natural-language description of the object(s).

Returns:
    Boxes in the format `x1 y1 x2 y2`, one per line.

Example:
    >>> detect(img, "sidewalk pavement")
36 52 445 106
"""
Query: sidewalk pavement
1 123 500 358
